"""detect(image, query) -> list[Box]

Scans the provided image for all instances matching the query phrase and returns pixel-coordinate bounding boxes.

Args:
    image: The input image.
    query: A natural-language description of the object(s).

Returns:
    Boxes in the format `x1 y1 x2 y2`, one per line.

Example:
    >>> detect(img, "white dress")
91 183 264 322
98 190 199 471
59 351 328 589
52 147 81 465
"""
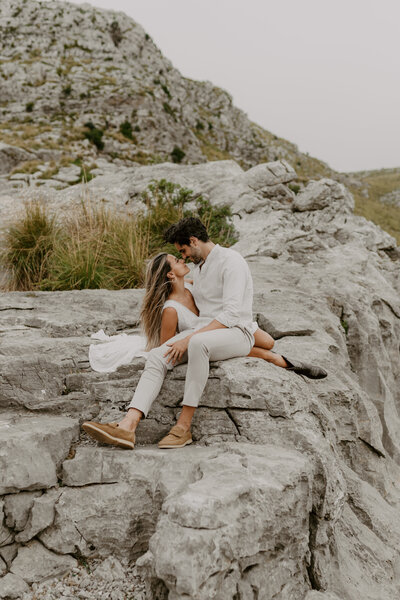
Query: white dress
89 283 200 373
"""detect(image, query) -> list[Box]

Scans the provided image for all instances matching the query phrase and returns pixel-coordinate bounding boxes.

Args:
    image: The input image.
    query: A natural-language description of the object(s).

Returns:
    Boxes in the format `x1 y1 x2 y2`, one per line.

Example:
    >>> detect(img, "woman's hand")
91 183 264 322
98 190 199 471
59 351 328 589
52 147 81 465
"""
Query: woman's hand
164 336 191 365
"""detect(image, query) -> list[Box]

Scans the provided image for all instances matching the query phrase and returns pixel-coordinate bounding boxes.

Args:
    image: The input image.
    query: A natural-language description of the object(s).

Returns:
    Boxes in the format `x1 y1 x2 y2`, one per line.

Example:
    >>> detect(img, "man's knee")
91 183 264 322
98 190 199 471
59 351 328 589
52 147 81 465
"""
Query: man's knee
188 334 209 357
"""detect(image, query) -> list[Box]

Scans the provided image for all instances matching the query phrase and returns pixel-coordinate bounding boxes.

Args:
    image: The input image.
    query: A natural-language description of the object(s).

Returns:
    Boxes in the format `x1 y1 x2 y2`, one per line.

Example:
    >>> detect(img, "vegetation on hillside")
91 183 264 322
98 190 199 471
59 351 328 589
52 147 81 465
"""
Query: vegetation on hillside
349 169 400 244
1 180 238 291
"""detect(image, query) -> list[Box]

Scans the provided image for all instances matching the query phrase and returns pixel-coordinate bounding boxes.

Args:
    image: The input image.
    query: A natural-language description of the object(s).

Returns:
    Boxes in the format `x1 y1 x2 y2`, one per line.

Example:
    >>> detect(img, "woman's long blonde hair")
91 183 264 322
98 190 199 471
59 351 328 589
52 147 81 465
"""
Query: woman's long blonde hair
140 252 173 350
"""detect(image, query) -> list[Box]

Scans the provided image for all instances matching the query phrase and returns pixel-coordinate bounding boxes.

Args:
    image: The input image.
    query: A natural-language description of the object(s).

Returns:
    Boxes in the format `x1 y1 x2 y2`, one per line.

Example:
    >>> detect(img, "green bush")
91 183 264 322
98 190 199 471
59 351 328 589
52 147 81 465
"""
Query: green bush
119 120 133 140
288 183 301 195
83 122 104 151
26 101 34 113
161 84 171 98
163 102 175 120
110 21 123 47
1 181 238 291
171 146 185 164
1 202 57 290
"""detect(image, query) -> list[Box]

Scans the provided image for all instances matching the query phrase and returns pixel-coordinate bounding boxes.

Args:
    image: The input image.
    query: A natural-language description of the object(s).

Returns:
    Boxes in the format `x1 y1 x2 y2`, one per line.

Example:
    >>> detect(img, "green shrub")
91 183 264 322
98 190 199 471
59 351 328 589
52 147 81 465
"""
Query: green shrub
110 21 123 47
1 202 57 290
163 102 175 120
26 101 34 113
83 122 104 151
119 120 133 140
1 181 238 290
171 146 185 164
288 183 301 195
195 120 204 131
62 84 72 96
161 84 171 98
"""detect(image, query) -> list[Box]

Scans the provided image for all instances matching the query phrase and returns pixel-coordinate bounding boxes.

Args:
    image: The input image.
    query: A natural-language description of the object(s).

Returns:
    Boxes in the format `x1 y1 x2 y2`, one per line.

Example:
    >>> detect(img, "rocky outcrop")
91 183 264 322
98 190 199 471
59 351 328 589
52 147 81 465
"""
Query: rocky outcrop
0 0 332 196
1 159 400 599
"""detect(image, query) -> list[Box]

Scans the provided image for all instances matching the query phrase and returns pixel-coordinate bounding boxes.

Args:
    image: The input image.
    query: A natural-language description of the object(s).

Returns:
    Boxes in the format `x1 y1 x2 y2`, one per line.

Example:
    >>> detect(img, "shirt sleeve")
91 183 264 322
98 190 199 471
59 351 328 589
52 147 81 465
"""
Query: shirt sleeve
214 253 248 328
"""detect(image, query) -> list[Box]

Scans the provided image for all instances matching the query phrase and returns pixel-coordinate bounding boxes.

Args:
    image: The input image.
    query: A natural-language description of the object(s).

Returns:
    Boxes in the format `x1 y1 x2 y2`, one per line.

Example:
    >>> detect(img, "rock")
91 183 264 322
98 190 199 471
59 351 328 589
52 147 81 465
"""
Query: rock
0 502 13 548
380 188 400 208
304 592 344 600
39 480 157 559
3 492 41 533
0 415 79 494
0 143 36 176
92 557 125 582
0 544 18 569
10 540 77 584
52 164 81 184
15 489 60 543
0 573 29 599
243 159 297 189
138 444 313 599
0 559 6 578
292 178 354 214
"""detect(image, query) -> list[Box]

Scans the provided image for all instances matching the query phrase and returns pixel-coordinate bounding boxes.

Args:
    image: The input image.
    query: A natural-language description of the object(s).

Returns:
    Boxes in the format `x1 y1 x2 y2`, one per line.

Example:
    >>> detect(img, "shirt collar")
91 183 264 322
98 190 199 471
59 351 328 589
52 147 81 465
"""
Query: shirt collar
198 244 220 271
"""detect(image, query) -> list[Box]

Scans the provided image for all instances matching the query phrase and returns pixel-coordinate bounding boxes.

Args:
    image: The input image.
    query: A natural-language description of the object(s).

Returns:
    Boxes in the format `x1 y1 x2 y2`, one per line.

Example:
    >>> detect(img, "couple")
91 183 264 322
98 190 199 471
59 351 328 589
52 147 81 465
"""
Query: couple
83 217 326 450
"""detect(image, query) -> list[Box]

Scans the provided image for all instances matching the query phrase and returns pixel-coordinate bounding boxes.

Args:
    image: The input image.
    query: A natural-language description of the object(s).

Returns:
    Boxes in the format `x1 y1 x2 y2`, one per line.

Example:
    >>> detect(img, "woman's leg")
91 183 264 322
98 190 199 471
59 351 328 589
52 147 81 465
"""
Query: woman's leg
249 329 288 368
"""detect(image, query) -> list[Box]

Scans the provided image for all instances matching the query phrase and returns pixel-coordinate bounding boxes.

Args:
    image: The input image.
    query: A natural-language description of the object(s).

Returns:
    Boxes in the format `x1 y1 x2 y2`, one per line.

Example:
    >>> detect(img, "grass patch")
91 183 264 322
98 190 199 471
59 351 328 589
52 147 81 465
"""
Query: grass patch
11 160 42 175
195 132 233 162
1 202 58 290
350 169 400 244
1 180 238 291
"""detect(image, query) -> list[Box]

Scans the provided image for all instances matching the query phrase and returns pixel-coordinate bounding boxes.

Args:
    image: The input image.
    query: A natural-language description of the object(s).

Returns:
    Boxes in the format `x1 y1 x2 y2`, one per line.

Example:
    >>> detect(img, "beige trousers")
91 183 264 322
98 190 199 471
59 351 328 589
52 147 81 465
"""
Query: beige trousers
128 326 254 417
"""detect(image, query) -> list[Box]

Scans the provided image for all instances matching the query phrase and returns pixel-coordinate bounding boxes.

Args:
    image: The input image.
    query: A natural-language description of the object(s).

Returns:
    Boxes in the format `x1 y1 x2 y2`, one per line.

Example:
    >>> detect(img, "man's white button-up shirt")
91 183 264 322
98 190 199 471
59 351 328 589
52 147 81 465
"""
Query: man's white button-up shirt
191 244 257 334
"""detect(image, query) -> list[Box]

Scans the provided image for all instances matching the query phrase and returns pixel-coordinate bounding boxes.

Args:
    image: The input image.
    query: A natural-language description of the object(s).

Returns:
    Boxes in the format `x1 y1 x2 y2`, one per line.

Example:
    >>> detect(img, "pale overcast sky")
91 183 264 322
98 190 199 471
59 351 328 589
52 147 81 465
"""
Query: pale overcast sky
44 0 400 172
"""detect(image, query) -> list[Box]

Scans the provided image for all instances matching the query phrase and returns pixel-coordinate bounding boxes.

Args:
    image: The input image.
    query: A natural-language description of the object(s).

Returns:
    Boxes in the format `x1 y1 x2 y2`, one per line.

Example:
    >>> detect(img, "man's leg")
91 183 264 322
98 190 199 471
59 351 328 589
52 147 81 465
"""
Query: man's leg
168 327 253 436
123 329 192 422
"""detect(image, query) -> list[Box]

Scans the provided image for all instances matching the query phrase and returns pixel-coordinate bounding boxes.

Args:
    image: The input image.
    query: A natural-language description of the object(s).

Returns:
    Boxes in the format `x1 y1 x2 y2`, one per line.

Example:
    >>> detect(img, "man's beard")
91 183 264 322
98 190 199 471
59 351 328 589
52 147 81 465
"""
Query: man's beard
190 255 203 264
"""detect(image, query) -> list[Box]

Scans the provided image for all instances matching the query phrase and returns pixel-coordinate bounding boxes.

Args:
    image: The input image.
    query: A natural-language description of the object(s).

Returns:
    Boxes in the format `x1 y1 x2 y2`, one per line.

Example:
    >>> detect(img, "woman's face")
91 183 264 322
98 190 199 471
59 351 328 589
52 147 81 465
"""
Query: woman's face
167 254 190 279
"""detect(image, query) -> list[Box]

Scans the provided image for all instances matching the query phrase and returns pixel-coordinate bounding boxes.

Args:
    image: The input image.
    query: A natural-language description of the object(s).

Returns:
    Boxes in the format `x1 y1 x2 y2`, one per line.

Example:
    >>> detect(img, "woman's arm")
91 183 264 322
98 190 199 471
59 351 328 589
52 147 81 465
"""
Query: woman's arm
160 307 178 344
185 278 193 285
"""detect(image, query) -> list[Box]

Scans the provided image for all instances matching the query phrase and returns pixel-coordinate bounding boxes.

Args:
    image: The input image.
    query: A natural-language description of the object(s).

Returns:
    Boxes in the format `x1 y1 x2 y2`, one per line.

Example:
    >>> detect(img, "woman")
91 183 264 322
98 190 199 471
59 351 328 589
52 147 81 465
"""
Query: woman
89 252 287 373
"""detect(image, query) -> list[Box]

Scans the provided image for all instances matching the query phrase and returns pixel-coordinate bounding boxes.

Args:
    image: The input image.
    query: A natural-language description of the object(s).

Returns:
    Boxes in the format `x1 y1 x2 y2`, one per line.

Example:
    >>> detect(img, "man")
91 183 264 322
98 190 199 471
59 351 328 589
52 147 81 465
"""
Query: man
83 217 259 449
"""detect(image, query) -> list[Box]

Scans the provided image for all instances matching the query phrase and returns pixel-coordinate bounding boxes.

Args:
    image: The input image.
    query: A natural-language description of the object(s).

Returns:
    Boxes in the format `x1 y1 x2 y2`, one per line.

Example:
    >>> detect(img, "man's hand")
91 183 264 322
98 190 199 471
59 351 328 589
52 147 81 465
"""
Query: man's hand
164 336 191 365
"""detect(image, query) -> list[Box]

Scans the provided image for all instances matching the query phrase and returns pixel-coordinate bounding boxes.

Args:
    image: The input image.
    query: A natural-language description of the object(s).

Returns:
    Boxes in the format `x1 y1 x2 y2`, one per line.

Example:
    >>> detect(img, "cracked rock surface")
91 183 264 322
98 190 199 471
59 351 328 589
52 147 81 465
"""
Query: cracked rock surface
1 159 400 599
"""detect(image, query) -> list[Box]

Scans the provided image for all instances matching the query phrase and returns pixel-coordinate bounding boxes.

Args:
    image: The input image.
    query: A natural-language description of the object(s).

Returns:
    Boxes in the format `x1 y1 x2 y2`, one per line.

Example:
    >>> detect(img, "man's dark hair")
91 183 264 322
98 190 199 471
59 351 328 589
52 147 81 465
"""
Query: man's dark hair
164 217 209 246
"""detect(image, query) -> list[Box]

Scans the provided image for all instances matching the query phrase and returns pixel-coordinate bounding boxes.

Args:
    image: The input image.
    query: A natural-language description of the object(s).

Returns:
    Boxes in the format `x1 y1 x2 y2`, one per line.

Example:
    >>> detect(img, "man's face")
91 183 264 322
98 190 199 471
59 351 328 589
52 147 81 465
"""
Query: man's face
174 241 203 264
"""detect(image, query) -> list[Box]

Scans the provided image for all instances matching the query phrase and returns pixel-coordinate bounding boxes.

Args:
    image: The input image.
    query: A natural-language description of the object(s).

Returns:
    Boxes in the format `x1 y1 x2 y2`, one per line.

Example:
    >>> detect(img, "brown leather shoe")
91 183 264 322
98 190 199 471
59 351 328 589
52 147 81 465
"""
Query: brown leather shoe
158 425 192 449
82 421 135 449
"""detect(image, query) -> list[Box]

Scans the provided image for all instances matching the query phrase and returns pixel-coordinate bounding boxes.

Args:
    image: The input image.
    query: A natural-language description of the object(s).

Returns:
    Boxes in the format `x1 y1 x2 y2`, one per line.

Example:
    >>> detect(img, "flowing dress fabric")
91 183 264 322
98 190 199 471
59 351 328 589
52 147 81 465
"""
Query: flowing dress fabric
88 283 200 373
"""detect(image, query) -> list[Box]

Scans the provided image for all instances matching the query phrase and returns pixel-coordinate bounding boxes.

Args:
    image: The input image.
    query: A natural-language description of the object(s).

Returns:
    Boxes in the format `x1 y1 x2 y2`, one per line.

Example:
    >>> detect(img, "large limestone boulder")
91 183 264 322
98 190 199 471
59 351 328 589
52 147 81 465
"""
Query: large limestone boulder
0 415 79 494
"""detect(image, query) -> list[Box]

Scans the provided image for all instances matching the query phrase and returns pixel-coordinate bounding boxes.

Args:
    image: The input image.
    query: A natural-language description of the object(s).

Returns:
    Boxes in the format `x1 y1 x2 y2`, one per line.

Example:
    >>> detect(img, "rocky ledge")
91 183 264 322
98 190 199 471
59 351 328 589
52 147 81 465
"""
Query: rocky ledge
1 160 400 599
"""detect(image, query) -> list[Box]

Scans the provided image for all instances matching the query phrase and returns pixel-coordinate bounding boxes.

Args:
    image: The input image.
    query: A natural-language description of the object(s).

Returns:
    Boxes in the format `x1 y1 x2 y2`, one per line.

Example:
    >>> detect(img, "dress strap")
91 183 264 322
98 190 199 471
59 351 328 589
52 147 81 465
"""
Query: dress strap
162 300 180 312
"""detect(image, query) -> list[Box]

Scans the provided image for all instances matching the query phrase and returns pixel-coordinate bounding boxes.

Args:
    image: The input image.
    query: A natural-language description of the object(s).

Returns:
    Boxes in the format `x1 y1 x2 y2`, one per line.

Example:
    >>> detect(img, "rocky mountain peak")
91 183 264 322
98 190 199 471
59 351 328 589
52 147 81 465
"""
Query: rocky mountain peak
0 0 333 181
